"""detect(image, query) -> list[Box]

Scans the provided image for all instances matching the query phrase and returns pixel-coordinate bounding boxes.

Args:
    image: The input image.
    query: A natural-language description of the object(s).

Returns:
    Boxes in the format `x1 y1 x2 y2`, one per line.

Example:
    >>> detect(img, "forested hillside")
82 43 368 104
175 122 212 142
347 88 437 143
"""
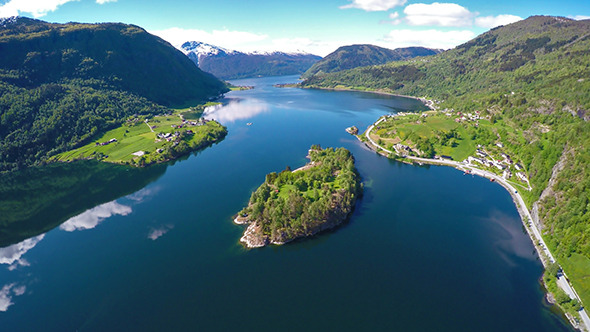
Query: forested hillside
301 44 440 78
0 17 228 171
303 16 590 303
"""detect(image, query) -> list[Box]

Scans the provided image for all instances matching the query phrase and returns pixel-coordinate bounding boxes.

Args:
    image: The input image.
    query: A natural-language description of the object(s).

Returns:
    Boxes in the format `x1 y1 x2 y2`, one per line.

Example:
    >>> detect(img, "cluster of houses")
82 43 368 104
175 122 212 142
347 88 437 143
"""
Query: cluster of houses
95 138 117 146
157 131 181 142
156 117 209 142
466 146 529 184
172 117 210 129
393 143 413 155
452 111 481 123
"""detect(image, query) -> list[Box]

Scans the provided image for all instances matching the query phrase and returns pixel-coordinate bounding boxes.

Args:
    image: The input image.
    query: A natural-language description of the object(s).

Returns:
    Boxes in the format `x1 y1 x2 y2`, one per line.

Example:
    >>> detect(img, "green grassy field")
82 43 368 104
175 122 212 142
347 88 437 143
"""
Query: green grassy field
375 112 479 161
54 111 226 166
561 253 590 307
369 111 533 189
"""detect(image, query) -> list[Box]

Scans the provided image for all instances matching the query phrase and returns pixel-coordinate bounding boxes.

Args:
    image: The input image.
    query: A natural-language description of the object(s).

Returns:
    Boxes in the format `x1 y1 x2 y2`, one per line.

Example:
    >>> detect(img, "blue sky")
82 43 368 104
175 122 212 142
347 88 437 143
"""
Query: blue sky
1 0 589 55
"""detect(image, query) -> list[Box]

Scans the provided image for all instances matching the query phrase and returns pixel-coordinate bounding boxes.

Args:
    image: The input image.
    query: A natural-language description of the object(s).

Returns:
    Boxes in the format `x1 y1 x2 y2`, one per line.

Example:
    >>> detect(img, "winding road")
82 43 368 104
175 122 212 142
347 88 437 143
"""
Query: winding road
364 117 590 331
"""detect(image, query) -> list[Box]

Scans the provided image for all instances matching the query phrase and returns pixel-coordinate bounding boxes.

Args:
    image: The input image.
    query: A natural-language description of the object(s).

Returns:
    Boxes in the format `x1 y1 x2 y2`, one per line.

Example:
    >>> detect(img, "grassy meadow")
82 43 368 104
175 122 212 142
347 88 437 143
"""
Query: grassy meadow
53 109 226 166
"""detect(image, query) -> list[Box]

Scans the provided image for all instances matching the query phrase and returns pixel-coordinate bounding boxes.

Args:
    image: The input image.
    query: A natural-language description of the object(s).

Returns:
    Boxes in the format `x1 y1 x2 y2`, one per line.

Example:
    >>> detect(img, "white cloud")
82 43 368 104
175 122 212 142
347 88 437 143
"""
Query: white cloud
382 29 475 49
96 0 116 4
152 27 335 57
475 14 522 28
0 235 44 267
262 37 336 56
60 201 131 232
0 283 26 312
0 0 77 18
403 2 474 27
150 27 268 50
386 11 402 25
570 15 590 21
340 0 406 11
148 224 174 241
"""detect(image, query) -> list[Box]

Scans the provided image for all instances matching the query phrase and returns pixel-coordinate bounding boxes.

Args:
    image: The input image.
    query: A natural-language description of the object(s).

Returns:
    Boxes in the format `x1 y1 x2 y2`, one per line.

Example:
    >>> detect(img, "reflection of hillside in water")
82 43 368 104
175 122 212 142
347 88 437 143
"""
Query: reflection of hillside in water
0 161 167 247
203 98 269 122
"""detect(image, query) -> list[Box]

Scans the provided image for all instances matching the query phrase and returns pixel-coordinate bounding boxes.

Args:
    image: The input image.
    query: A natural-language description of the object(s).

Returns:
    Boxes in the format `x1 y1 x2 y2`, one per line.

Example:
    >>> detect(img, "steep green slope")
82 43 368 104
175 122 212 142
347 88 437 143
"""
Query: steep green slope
301 44 440 79
0 17 227 106
303 15 590 304
0 17 228 171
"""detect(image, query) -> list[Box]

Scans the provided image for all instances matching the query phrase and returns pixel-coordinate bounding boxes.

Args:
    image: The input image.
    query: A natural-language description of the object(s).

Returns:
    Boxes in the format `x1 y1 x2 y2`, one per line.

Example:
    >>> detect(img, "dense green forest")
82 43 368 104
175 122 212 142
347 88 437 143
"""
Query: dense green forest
301 44 440 79
236 146 362 247
0 17 228 172
303 16 590 304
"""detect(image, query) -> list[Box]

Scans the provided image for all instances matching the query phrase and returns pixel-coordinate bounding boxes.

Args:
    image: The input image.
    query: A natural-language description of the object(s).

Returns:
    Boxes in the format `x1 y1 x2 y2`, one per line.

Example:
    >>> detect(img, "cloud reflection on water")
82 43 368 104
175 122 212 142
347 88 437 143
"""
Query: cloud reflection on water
147 224 174 241
487 210 537 266
126 186 159 203
0 283 26 312
203 98 269 123
60 201 132 232
0 235 44 267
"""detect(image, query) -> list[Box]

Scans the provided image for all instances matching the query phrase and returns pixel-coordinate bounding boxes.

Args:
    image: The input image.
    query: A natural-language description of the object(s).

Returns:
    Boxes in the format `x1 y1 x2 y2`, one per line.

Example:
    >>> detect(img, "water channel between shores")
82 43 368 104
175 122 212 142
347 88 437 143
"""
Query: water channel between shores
0 75 574 331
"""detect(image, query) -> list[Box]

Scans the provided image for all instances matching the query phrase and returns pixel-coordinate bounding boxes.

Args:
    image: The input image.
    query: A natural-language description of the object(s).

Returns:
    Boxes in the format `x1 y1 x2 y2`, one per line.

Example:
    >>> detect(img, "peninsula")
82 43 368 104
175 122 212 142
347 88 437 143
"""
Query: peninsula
235 146 362 248
53 106 226 167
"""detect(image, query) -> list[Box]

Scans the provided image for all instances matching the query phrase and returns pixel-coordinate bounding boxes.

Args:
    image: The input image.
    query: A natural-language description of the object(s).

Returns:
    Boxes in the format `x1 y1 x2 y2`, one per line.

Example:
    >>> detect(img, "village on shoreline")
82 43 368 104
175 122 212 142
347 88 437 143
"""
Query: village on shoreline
355 106 590 330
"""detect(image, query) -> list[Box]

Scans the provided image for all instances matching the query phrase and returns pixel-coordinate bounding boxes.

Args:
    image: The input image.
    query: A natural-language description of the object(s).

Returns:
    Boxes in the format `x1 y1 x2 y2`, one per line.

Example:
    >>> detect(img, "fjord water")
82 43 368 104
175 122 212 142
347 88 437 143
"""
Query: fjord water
0 76 572 331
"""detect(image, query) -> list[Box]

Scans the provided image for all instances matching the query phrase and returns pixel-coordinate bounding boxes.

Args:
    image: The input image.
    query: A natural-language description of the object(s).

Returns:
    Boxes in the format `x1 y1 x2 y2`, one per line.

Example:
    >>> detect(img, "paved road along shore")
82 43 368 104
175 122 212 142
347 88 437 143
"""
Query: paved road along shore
364 118 590 331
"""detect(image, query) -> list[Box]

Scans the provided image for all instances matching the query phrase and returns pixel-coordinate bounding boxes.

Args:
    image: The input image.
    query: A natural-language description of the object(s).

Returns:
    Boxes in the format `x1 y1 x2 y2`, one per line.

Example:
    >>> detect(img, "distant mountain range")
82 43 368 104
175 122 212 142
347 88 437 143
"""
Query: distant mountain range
181 41 321 80
301 44 442 78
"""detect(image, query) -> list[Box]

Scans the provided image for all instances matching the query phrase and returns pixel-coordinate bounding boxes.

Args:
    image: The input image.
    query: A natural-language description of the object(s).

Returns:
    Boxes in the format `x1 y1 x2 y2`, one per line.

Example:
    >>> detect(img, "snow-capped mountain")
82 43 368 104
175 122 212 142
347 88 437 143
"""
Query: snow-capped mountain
0 16 18 27
180 41 321 80
180 41 235 66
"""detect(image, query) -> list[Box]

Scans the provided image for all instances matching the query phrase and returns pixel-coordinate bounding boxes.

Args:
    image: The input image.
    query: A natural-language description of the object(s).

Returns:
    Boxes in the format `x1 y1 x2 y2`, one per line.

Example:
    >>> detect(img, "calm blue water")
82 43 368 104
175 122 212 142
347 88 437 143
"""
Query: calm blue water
0 75 572 331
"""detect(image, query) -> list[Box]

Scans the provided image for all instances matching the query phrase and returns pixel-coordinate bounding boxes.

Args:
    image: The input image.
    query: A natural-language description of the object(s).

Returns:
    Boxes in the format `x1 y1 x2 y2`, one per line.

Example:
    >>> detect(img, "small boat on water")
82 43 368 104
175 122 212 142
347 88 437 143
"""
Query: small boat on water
490 178 495 182
247 122 252 126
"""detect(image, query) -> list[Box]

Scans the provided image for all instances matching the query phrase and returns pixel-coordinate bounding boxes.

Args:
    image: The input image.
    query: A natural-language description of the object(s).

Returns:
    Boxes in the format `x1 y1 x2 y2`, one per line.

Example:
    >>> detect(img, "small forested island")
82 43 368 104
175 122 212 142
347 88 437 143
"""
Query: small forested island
235 146 362 248
273 83 299 88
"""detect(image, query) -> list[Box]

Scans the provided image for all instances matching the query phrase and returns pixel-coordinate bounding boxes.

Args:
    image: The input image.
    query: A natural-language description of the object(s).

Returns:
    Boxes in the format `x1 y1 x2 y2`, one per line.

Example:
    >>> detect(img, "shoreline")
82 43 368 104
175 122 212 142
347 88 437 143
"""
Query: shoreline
361 119 590 331
301 86 436 110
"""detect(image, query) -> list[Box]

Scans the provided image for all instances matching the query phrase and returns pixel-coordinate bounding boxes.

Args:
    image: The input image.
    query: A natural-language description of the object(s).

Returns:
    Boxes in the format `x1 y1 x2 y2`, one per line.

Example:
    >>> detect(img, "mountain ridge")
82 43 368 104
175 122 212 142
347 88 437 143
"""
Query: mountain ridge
181 41 321 79
0 17 227 106
301 44 442 79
